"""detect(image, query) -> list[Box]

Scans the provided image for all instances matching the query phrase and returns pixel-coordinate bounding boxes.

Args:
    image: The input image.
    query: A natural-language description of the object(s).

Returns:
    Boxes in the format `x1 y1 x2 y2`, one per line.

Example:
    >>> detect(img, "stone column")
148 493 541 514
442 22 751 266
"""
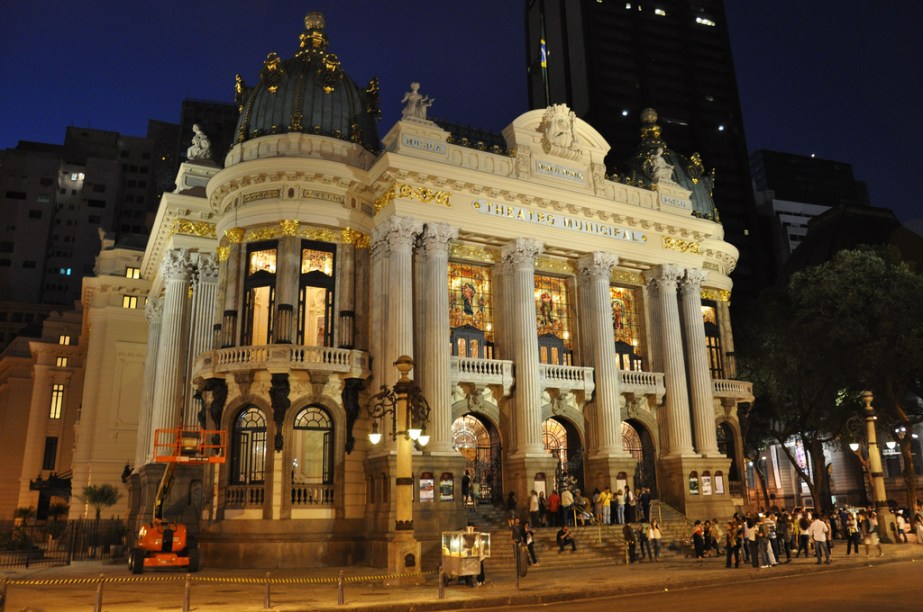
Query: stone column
221 228 245 348
136 297 163 466
716 299 737 379
369 229 388 387
577 252 625 456
275 236 299 343
150 249 192 446
503 238 545 457
185 254 219 427
383 216 422 366
644 264 695 458
680 268 720 457
418 223 458 453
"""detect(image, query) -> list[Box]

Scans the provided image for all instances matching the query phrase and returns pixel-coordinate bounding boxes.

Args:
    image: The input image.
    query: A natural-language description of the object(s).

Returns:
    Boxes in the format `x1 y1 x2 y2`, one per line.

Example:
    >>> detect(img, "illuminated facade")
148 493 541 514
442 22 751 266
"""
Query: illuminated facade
120 13 753 568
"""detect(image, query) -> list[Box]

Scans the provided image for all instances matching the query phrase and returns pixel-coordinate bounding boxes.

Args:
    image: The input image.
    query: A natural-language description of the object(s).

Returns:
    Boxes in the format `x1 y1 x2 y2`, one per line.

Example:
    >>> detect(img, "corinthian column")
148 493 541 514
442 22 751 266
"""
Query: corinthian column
185 253 219 427
503 238 545 457
150 249 192 445
382 216 422 365
418 223 458 453
578 252 626 457
680 268 720 457
136 297 163 466
644 264 695 458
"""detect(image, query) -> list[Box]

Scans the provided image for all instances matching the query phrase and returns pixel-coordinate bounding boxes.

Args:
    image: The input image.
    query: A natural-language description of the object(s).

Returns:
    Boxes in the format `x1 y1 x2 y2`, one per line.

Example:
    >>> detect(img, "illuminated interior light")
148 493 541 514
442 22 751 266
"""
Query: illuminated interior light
655 8 666 16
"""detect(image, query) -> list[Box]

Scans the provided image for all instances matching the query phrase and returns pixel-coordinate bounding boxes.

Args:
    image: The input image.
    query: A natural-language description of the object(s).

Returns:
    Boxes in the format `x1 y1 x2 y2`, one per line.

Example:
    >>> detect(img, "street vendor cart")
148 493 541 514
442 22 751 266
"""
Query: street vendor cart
440 529 491 586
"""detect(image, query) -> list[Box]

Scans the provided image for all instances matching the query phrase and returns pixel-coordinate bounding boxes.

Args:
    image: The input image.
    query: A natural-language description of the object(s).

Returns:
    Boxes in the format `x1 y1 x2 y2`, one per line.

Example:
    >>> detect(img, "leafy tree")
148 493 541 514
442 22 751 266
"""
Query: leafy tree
739 247 923 511
791 247 923 507
79 484 122 520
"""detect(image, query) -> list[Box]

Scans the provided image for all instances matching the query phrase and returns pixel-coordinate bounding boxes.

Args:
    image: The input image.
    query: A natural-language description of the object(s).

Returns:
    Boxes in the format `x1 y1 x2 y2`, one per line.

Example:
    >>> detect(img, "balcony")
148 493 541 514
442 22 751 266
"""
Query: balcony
712 379 754 402
540 364 595 396
194 345 370 380
450 357 514 397
225 483 265 508
619 370 666 405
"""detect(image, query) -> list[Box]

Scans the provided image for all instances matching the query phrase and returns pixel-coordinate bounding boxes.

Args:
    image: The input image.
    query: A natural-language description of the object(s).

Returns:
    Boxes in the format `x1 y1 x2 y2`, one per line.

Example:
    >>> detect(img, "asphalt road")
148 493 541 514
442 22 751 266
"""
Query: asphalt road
478 560 923 611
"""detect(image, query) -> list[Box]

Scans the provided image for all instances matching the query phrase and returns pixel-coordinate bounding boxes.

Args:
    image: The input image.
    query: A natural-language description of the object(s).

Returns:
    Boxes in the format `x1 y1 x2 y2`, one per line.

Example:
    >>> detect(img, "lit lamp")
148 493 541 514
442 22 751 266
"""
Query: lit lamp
366 356 431 578
886 441 897 451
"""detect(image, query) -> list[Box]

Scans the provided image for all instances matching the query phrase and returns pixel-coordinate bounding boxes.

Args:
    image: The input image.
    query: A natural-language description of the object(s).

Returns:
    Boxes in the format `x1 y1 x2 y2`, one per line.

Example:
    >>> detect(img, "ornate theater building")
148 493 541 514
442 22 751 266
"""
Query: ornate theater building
119 13 752 569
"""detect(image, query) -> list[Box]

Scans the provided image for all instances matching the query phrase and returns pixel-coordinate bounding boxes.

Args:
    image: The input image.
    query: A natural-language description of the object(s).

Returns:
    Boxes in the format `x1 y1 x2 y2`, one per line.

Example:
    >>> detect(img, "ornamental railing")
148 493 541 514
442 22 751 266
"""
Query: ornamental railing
618 370 666 404
225 484 265 508
712 379 754 401
291 482 335 507
195 345 369 379
450 357 514 397
539 364 595 395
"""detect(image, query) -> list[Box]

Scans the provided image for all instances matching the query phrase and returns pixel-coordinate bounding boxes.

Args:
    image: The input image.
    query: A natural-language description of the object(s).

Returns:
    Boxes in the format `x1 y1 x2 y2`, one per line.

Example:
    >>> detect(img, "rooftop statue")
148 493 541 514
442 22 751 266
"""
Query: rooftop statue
187 124 213 162
401 82 434 121
650 147 675 183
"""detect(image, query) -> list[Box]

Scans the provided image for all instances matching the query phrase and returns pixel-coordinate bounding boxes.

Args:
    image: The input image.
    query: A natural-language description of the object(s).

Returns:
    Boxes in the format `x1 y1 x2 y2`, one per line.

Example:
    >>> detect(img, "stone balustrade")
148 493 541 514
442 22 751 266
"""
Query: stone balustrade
195 345 370 380
619 369 666 404
712 378 754 401
225 484 265 508
539 363 595 395
291 482 335 506
450 357 514 397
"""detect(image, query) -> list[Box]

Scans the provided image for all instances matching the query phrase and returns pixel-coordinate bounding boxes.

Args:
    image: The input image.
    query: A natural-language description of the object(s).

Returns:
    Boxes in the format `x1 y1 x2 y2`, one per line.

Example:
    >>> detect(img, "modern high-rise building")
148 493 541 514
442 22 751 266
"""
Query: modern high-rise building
751 149 871 278
525 0 765 301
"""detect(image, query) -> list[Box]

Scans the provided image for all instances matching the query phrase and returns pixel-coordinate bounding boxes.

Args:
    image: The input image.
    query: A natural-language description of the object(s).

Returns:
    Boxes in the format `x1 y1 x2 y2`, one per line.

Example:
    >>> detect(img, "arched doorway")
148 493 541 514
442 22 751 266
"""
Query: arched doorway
623 420 657 497
717 422 740 481
452 414 502 504
542 417 583 492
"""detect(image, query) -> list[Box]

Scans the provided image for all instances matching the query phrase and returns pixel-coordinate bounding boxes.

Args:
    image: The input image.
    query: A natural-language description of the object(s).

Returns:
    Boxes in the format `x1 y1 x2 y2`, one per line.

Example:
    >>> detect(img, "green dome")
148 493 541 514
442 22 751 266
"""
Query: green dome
626 108 719 222
233 12 380 152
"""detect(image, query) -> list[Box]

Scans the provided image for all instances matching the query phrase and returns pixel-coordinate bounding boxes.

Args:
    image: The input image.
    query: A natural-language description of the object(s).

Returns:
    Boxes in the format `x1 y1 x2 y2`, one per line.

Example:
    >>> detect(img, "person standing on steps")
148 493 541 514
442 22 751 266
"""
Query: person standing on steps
506 491 518 527
649 519 663 562
623 522 637 563
521 520 539 566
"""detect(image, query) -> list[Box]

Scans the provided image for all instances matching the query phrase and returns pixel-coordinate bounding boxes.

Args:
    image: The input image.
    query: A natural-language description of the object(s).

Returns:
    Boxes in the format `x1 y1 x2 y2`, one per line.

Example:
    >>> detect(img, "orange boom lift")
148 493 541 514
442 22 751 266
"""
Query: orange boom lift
128 428 225 574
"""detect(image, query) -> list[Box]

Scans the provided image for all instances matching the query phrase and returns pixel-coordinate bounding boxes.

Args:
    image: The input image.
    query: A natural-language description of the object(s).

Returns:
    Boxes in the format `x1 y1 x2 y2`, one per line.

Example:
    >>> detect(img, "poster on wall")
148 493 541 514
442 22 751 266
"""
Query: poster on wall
689 474 700 495
439 473 454 502
715 473 725 495
420 472 434 503
701 475 713 496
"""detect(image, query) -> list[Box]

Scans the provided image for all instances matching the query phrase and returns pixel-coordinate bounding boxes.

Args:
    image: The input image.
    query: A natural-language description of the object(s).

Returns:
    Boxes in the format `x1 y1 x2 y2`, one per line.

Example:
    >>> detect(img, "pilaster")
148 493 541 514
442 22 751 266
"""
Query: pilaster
186 253 218 427
136 297 163 466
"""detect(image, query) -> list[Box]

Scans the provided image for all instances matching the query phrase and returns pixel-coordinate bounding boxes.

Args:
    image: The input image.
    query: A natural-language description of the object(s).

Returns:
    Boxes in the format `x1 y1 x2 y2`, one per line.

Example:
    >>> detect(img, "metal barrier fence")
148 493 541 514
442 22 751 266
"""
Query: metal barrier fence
0 519 127 568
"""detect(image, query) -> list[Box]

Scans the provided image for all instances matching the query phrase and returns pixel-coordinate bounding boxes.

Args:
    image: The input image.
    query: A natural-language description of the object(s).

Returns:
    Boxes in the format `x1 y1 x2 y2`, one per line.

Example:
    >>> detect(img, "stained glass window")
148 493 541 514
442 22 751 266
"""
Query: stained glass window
248 248 277 275
534 275 571 344
448 263 493 337
301 248 333 275
610 285 642 362
542 418 568 463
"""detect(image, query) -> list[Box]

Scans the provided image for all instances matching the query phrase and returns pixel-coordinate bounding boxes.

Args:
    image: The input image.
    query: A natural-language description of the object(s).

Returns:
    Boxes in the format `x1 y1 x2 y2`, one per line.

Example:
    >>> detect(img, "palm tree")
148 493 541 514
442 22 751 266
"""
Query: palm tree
80 484 122 520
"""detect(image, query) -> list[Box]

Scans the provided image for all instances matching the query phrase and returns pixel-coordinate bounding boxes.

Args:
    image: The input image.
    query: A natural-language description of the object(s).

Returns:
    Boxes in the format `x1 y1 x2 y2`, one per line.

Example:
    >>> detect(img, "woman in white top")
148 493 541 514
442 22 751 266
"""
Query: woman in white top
649 519 663 561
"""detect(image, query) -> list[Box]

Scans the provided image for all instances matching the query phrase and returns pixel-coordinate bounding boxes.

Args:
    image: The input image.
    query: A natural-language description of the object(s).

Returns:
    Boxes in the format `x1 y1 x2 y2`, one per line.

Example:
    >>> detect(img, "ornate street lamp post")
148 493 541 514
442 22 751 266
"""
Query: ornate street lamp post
847 391 897 544
366 355 431 578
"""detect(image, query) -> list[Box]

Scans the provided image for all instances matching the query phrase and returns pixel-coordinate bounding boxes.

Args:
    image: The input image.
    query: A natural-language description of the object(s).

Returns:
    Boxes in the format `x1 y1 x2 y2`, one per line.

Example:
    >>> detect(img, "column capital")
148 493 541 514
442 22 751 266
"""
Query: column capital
680 267 708 292
161 248 193 282
501 237 543 268
643 263 683 291
195 252 220 284
418 222 458 255
372 216 422 255
145 296 163 322
577 251 619 281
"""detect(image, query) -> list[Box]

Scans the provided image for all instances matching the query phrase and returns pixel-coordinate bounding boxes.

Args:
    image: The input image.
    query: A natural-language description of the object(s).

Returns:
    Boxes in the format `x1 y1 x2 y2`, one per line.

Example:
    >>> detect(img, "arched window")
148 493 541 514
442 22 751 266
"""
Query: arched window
242 242 277 345
702 301 724 378
292 406 334 484
231 406 268 484
297 241 335 347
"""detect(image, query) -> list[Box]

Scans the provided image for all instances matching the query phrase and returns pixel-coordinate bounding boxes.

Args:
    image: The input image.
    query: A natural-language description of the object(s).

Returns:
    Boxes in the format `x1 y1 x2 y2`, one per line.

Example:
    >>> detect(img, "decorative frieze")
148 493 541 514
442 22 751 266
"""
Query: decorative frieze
662 236 700 254
172 219 217 238
374 183 452 214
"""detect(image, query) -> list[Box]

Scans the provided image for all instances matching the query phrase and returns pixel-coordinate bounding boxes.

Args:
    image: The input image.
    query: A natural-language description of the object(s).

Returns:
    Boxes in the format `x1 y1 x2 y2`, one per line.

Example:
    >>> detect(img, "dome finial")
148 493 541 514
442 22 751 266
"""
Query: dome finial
305 11 325 31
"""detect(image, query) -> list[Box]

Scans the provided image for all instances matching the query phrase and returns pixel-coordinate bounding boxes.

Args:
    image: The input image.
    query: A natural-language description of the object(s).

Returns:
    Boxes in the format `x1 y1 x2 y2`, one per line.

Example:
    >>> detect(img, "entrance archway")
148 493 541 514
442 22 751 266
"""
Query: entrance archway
623 420 657 497
452 414 502 504
542 417 584 492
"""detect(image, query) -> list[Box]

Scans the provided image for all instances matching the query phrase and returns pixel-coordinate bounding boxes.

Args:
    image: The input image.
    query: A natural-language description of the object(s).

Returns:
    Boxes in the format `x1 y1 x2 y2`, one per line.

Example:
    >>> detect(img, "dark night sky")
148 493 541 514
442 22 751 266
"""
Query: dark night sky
2 1 921 228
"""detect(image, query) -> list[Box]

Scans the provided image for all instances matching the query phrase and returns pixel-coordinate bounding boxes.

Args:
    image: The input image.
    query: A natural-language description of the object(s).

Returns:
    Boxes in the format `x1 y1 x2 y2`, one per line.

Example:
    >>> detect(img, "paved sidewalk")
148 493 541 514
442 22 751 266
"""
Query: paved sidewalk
2 542 921 611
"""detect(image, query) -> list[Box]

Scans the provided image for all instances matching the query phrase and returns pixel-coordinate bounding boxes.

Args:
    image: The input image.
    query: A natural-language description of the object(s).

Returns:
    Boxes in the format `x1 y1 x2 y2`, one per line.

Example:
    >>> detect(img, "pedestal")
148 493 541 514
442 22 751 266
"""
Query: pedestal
657 455 735 519
384 532 424 585
505 455 558 505
586 455 640 493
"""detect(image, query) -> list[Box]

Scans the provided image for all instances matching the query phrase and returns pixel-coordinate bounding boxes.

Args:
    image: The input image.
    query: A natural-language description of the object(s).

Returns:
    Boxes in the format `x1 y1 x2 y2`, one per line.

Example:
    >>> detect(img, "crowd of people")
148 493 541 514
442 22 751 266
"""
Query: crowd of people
690 505 923 569
505 485 656 530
